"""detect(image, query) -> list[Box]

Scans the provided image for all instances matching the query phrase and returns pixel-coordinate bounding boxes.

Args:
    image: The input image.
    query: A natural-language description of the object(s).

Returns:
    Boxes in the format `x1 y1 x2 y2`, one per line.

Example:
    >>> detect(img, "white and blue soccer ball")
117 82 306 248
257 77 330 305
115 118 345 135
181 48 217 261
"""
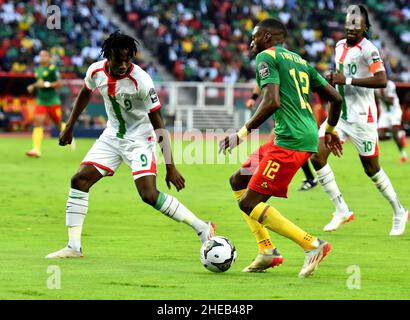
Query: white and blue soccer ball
200 236 237 273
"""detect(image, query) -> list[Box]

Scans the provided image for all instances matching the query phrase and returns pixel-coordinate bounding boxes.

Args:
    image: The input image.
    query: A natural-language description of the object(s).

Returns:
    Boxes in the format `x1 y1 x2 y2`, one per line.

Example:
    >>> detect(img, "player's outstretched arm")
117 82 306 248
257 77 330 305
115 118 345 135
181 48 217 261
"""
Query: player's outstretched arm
333 70 387 88
219 83 280 154
315 83 343 157
149 109 185 191
59 85 92 146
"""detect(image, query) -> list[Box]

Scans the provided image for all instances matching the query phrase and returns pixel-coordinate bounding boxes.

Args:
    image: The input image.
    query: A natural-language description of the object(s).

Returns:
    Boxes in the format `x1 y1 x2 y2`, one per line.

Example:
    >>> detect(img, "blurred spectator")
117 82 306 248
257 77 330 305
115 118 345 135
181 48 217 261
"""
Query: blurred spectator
0 0 148 78
114 0 408 82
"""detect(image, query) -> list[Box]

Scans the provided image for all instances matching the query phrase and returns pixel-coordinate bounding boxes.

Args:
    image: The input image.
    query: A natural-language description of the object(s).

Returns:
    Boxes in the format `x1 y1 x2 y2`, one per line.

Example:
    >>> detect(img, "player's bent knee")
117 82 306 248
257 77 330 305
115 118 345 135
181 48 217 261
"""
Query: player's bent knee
229 171 249 190
310 153 326 170
229 172 241 189
139 189 159 206
363 164 380 177
238 198 255 215
71 172 92 192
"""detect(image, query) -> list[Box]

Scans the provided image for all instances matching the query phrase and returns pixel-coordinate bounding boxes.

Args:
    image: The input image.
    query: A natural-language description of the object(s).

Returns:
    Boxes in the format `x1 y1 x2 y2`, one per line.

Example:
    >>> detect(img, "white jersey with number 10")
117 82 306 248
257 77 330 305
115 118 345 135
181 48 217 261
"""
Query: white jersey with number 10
335 37 385 124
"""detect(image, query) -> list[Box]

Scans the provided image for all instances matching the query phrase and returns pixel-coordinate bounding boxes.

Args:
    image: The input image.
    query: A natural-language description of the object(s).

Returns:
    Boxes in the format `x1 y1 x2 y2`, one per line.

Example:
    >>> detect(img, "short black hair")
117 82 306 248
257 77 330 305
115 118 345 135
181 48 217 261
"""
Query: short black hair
257 18 287 38
358 5 371 37
101 31 139 60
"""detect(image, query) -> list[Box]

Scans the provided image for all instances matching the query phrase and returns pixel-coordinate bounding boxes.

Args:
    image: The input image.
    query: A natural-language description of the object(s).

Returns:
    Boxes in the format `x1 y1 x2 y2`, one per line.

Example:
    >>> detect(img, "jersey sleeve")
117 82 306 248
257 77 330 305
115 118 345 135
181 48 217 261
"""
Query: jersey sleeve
84 64 97 93
363 44 385 75
307 64 328 89
256 51 280 89
140 73 161 113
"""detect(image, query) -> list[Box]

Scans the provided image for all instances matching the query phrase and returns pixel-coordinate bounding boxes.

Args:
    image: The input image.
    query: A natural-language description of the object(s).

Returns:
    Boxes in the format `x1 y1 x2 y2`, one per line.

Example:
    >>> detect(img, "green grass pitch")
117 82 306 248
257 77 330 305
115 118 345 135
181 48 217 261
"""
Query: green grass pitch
0 136 409 300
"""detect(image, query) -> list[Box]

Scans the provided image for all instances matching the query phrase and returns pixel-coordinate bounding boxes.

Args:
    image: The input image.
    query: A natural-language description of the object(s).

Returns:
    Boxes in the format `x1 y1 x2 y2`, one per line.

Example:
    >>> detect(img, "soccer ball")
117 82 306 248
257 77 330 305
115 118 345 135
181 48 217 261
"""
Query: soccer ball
200 236 237 273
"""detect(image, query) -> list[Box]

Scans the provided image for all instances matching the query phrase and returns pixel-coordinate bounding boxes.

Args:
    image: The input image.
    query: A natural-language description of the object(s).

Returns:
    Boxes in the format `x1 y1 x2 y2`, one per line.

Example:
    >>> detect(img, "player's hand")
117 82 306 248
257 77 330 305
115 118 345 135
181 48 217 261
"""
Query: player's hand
324 71 334 86
333 72 346 85
59 127 73 146
165 165 186 191
246 98 256 109
218 134 242 155
324 132 343 157
35 79 45 88
27 84 35 94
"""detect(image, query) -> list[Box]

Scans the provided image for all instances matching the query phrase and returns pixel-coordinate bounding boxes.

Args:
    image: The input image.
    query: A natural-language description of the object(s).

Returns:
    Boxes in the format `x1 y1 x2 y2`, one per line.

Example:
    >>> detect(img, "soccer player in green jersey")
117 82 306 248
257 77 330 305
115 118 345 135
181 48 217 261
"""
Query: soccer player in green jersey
26 50 68 157
219 19 343 277
246 86 319 191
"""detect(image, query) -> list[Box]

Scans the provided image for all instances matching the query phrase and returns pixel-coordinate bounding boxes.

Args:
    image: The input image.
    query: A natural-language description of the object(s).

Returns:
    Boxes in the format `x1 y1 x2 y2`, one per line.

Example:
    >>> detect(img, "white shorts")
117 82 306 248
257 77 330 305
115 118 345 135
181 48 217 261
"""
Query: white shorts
81 134 157 180
378 109 402 129
319 119 379 158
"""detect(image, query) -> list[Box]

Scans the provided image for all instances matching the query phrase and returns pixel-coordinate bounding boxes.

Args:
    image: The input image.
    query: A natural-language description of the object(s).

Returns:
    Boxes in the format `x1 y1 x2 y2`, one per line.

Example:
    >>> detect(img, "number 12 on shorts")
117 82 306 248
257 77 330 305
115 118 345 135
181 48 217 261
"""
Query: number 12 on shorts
262 160 280 180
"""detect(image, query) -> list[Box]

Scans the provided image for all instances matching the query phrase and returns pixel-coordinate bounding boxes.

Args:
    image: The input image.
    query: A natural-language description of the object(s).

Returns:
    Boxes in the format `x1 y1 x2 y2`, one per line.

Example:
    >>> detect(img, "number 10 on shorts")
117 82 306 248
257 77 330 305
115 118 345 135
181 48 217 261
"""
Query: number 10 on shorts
363 141 373 153
262 160 280 180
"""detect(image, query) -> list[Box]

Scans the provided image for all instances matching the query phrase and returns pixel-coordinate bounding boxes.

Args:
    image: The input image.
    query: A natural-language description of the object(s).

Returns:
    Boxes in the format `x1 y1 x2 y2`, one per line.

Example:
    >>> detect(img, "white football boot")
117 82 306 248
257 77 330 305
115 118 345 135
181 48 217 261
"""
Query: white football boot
242 248 284 273
323 211 355 232
389 209 409 236
299 239 331 278
45 246 83 259
198 222 216 244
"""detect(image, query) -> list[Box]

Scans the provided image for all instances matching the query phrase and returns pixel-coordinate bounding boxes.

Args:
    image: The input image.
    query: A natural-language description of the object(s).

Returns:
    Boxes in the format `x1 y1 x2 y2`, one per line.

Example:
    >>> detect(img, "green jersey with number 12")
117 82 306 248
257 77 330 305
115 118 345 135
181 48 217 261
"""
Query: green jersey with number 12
255 45 328 152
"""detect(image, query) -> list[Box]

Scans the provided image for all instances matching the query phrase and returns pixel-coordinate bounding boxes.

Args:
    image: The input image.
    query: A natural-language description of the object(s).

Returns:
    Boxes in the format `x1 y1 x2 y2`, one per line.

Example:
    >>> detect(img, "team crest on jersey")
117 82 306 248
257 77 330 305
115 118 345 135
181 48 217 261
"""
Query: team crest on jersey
149 88 159 104
258 61 270 79
261 181 268 188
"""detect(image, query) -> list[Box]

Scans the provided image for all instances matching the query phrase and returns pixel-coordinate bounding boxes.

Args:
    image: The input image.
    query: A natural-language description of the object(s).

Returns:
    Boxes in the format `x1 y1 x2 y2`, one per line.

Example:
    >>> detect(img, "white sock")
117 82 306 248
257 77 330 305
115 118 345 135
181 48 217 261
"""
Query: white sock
154 192 208 234
316 164 350 215
66 188 88 251
371 169 405 216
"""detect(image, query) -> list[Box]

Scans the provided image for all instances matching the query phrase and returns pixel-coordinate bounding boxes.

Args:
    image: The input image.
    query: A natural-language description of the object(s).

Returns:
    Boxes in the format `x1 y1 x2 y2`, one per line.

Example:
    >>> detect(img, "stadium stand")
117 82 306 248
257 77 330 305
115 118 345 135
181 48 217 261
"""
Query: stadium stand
365 0 410 81
111 0 409 82
0 0 117 77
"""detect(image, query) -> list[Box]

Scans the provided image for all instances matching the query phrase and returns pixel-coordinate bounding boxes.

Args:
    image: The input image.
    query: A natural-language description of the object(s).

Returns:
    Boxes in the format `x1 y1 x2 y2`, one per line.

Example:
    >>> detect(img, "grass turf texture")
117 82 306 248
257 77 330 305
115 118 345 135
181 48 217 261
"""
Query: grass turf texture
0 137 409 300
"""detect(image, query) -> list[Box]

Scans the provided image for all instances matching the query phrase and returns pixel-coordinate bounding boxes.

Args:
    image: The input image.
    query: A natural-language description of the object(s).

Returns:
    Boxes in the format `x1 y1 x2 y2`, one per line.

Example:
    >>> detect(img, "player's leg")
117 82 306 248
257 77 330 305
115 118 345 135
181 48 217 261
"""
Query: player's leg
230 168 282 272
377 127 388 141
359 154 408 236
239 147 331 277
26 106 46 157
392 125 407 162
45 165 104 258
298 160 318 191
311 124 353 231
134 175 215 244
46 136 121 258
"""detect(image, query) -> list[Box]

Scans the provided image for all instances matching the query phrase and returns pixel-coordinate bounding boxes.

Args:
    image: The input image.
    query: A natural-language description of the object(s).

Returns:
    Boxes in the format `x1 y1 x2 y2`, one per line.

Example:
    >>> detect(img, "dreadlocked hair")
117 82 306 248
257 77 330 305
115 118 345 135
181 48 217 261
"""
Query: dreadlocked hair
358 5 371 38
101 31 139 60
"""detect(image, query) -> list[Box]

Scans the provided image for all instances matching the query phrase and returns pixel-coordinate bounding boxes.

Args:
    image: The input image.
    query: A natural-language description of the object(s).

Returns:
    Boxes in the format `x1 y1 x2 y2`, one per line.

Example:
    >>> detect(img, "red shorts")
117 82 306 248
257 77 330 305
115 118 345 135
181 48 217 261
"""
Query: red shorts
34 104 62 124
242 141 312 198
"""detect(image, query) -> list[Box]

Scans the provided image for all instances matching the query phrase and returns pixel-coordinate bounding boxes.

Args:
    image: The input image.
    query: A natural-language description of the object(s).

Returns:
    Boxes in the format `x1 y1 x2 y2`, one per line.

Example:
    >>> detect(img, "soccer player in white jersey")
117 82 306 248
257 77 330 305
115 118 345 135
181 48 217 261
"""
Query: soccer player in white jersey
311 5 408 236
376 77 407 163
46 32 215 258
